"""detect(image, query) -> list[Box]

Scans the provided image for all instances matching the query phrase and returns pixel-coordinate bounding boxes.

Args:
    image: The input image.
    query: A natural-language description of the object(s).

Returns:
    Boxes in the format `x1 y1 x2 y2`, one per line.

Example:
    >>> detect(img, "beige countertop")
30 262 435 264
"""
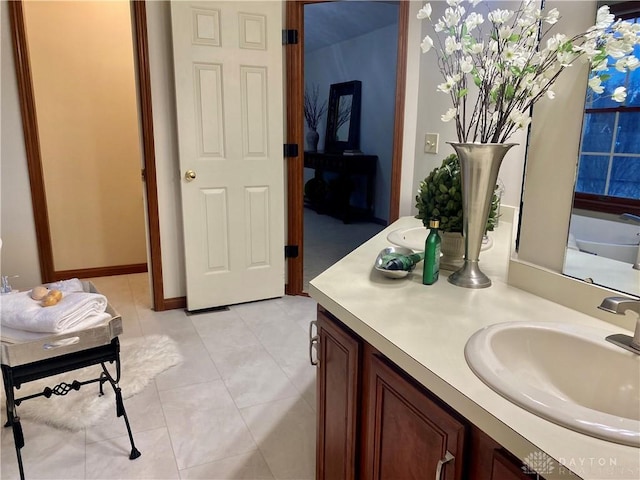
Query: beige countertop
309 216 640 480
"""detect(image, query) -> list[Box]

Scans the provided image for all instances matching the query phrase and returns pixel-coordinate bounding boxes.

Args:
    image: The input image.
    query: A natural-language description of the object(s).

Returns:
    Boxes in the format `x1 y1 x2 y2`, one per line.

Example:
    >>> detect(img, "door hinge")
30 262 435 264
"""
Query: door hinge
141 168 146 181
282 29 299 45
283 144 299 158
285 245 299 258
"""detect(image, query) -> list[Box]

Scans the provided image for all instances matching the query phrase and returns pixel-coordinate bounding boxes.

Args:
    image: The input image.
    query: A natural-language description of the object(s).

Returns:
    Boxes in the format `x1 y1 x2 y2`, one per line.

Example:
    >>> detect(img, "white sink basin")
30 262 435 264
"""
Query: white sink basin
465 321 640 447
387 227 493 252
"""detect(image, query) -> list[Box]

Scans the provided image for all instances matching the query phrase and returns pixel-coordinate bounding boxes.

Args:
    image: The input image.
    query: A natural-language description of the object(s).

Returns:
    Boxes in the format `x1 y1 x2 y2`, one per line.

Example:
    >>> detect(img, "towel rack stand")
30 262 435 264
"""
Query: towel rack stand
2 336 141 480
1 283 140 480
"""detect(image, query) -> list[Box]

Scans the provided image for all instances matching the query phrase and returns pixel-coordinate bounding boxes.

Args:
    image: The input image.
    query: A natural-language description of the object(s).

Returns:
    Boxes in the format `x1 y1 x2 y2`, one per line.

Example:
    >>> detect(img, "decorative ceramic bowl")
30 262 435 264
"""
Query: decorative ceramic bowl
374 246 416 279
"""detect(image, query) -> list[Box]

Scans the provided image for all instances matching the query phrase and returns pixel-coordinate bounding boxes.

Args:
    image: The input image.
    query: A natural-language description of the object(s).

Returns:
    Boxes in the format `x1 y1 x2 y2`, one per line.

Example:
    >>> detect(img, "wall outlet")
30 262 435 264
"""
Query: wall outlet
424 133 439 154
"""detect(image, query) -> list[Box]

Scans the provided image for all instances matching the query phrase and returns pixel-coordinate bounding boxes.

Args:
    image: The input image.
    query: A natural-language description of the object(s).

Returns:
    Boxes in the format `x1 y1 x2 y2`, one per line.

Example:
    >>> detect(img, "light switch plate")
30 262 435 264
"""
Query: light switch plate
424 133 439 154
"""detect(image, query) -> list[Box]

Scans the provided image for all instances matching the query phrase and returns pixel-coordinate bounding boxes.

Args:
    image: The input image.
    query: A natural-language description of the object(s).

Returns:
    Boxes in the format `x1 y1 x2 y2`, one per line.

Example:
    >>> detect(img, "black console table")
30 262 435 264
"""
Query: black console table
304 152 377 223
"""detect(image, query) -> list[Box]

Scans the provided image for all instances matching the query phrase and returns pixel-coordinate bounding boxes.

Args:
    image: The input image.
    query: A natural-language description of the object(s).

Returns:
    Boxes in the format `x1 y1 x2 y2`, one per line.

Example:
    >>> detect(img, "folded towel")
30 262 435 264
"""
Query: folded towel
0 291 108 334
46 278 85 293
0 312 112 343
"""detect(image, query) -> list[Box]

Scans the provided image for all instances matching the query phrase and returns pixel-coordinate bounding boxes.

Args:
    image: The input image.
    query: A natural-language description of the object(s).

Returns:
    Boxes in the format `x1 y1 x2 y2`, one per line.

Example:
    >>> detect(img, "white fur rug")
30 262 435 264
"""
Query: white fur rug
1 334 182 431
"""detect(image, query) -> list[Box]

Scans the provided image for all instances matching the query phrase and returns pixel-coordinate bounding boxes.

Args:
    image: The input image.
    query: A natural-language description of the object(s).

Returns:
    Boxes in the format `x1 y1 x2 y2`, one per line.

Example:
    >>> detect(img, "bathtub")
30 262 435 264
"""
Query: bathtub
575 238 639 264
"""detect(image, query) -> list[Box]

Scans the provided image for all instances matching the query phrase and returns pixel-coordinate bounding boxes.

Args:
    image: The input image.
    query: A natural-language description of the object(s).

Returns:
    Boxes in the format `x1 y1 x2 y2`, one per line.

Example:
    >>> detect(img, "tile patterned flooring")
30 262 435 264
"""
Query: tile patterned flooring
303 209 386 290
1 273 318 479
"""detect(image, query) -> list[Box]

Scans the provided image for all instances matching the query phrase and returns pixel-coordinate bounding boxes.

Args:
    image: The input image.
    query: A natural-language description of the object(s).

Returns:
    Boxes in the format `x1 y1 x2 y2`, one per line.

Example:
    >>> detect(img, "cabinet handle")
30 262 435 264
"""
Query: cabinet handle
309 320 319 366
434 451 454 480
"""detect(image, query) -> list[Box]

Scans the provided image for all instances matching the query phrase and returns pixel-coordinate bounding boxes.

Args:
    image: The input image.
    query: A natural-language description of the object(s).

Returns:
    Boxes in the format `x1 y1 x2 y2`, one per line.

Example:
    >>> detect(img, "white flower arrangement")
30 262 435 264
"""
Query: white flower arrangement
418 0 640 143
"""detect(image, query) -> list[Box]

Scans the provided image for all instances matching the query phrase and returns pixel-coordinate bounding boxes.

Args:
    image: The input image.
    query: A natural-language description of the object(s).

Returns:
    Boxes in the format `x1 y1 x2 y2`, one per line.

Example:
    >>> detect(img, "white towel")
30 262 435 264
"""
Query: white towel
46 278 85 293
0 312 112 343
0 291 108 334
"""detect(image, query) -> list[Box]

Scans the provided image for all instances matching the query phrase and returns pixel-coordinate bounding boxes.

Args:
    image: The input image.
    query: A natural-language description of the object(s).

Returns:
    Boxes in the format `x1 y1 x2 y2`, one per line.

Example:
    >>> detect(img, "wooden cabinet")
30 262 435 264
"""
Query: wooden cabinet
468 427 541 480
362 347 466 479
315 307 547 480
316 307 361 480
491 450 540 480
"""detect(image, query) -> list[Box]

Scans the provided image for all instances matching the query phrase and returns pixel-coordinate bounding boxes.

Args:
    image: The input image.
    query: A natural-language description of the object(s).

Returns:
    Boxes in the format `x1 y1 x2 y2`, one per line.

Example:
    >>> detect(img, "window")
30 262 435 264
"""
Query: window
573 3 640 214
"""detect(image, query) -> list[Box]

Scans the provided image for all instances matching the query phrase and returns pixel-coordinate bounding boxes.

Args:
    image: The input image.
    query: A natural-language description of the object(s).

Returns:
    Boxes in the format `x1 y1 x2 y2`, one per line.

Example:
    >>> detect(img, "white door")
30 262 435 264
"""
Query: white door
171 1 285 311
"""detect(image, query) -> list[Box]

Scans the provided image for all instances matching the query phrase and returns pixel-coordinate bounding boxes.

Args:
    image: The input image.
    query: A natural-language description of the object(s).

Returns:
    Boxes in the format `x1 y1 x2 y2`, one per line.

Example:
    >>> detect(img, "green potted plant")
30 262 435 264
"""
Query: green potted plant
415 154 499 270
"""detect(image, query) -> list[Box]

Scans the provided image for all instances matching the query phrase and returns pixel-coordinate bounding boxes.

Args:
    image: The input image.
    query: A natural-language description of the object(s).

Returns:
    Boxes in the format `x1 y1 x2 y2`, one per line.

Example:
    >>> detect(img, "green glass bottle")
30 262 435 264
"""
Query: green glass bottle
423 219 441 285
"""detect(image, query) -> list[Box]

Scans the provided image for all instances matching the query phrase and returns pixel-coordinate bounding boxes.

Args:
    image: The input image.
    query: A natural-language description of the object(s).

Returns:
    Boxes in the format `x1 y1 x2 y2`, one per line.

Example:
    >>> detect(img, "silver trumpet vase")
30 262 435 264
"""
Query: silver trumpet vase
447 142 516 288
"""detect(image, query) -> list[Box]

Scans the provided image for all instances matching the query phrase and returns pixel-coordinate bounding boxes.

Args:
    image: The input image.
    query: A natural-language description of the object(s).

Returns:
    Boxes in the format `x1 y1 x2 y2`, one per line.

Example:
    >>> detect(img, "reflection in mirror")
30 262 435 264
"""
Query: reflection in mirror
324 80 361 153
335 94 352 141
562 3 640 297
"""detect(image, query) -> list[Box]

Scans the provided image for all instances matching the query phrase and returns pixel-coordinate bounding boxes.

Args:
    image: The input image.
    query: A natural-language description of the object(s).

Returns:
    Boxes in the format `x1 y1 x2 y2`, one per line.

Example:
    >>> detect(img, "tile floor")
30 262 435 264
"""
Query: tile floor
1 273 318 479
303 208 386 290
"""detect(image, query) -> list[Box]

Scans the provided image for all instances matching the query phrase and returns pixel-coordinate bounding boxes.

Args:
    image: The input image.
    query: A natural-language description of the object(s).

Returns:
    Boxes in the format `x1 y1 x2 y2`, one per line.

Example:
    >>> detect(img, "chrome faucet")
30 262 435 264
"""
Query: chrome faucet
598 297 640 354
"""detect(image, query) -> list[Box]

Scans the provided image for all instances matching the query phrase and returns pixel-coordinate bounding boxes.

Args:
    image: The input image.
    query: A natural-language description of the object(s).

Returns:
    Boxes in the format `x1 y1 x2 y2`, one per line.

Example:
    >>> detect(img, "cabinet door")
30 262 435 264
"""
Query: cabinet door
469 428 545 480
491 450 545 480
316 309 361 480
362 349 466 480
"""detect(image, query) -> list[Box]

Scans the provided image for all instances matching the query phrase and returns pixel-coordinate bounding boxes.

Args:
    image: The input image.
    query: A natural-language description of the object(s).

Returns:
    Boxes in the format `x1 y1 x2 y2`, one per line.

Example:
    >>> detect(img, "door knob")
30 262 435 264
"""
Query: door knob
185 170 197 182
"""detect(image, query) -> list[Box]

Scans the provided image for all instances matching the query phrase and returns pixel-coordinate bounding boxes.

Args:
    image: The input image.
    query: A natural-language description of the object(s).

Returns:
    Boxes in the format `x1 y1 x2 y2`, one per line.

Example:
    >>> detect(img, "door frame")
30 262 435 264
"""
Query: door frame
9 1 167 310
285 0 408 295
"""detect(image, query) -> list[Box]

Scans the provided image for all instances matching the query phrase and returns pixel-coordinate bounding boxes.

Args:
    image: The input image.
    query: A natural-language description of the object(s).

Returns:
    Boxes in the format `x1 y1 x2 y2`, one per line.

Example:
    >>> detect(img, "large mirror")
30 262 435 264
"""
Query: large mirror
561 2 640 297
324 80 361 153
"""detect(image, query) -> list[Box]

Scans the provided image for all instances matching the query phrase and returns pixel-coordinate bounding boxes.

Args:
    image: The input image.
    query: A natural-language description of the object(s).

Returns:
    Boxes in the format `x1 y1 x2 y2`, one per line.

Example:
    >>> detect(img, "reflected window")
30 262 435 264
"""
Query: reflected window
574 5 640 213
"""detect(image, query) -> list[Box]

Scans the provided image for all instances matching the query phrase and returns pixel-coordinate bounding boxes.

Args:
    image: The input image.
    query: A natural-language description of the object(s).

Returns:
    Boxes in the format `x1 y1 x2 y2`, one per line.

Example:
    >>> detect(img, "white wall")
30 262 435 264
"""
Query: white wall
0 1 186 297
305 22 399 222
145 2 185 299
24 1 147 271
398 1 424 217
0 0 533 297
409 0 527 216
1 3 42 288
518 1 595 271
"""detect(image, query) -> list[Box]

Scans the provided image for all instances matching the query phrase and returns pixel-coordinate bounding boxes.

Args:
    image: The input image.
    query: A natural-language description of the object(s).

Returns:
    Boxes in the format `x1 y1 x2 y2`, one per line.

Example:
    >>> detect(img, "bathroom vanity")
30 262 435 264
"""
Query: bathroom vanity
308 216 640 480
314 306 538 479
